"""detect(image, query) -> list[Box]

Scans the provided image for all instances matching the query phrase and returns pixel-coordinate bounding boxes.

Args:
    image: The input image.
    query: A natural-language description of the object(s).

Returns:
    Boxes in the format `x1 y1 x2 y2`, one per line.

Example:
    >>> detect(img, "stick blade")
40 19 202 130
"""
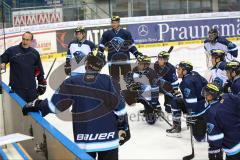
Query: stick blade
182 151 194 160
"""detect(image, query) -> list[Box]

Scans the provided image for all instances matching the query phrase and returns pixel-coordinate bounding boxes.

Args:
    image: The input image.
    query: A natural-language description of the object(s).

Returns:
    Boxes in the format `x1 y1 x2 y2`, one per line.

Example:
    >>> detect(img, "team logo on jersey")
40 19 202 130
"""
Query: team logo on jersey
138 25 149 37
110 37 125 52
207 123 215 134
184 88 191 97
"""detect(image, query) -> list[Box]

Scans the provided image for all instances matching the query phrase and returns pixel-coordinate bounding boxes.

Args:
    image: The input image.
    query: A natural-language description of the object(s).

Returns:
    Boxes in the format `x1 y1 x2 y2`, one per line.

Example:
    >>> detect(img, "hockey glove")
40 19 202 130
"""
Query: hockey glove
223 80 232 93
186 116 197 126
64 62 71 76
208 148 223 160
135 52 143 60
0 63 6 74
127 82 142 92
73 51 85 64
117 114 131 145
37 79 47 95
118 129 130 146
173 90 182 98
124 72 134 84
22 99 42 116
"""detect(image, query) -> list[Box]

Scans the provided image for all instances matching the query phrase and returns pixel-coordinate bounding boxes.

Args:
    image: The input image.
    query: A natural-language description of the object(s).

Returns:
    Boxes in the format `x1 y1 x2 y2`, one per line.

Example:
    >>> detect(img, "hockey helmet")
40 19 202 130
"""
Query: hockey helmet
137 55 151 64
177 61 193 72
225 60 240 74
208 28 218 41
201 83 221 100
211 49 225 61
111 16 120 22
75 26 86 33
158 51 170 59
86 50 106 71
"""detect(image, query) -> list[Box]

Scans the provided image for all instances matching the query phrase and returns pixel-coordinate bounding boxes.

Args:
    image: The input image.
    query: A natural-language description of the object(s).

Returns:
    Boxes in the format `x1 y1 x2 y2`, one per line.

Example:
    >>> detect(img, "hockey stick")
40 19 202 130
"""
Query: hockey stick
45 58 57 79
138 98 172 127
157 111 172 127
108 46 174 65
130 46 174 60
182 115 195 160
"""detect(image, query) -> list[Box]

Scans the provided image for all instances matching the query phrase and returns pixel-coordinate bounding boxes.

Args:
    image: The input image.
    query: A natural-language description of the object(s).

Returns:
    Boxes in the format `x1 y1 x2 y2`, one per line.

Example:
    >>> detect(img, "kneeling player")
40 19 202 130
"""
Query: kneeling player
154 51 179 113
209 49 228 85
166 61 208 142
224 60 240 95
202 83 240 160
123 55 161 125
22 51 130 160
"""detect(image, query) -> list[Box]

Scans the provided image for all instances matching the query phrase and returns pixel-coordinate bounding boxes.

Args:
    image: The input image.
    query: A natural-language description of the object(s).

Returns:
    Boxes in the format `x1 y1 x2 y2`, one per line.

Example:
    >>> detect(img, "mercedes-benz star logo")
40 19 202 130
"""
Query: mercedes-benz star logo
138 25 149 37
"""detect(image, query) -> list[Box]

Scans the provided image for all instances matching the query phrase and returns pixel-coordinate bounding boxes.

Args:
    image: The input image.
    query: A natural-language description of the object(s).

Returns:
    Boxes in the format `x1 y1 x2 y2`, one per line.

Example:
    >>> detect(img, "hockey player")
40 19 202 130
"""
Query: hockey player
64 26 95 75
202 83 240 160
209 49 228 86
98 16 142 90
166 61 208 142
124 55 161 125
204 28 238 68
22 51 130 160
0 31 46 102
224 60 240 95
154 51 179 113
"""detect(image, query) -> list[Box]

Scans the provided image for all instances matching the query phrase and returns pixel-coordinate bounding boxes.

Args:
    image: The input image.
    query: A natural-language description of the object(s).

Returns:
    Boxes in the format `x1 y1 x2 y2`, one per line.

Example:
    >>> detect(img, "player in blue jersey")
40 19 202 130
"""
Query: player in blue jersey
154 51 179 113
224 60 240 95
202 83 240 160
166 61 208 142
64 26 95 75
204 28 238 68
98 16 142 90
22 51 130 160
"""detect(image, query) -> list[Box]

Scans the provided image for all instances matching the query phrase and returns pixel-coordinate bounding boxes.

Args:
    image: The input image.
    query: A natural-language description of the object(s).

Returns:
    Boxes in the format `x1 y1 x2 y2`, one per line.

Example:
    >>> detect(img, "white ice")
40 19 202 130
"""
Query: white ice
2 42 240 159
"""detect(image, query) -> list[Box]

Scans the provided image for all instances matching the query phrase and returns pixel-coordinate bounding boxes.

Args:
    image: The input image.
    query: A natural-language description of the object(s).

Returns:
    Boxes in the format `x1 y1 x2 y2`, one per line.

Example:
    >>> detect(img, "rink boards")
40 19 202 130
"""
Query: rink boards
1 82 93 160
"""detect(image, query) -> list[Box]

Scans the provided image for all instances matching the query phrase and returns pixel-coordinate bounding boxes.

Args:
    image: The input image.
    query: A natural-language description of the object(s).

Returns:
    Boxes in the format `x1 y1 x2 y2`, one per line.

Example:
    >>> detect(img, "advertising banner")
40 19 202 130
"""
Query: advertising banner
0 31 57 55
56 25 127 52
128 18 240 44
12 8 63 27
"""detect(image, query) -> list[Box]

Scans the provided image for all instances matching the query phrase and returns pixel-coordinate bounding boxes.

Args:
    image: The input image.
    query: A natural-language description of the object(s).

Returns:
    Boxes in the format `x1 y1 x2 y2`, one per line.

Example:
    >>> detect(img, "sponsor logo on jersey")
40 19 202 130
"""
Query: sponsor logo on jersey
76 132 115 141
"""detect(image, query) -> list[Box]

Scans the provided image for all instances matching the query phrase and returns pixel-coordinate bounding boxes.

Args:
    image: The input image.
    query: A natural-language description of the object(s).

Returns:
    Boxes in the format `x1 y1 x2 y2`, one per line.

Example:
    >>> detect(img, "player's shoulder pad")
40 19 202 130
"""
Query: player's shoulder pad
166 62 176 70
233 77 240 86
216 37 231 46
204 39 211 43
218 61 227 70
65 74 84 84
99 73 111 79
68 40 78 47
222 93 240 106
84 40 95 46
105 29 113 34
120 28 131 35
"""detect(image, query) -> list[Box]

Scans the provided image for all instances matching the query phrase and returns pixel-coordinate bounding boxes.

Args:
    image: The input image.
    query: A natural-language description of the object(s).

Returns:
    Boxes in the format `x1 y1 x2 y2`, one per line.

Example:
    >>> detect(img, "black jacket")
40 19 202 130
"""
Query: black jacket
1 43 44 89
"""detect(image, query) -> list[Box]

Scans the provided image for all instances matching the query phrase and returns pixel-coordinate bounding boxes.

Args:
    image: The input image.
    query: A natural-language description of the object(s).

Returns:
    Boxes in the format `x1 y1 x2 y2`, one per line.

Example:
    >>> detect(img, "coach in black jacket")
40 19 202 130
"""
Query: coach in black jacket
1 31 46 102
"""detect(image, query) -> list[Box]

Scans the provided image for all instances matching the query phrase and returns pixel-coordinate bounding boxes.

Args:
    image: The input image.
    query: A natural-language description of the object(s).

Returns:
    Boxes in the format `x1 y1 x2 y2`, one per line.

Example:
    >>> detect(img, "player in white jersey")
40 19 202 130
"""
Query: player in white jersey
209 50 228 87
64 26 95 75
204 28 238 69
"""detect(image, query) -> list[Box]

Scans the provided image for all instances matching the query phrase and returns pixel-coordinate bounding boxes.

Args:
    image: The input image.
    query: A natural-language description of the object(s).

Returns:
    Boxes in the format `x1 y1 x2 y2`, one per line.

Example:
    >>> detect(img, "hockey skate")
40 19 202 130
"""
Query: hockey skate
166 121 182 138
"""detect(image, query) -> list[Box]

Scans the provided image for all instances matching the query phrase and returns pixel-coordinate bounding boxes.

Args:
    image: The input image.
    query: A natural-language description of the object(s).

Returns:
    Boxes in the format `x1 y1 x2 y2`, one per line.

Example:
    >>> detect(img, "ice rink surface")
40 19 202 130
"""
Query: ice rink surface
2 42 240 159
